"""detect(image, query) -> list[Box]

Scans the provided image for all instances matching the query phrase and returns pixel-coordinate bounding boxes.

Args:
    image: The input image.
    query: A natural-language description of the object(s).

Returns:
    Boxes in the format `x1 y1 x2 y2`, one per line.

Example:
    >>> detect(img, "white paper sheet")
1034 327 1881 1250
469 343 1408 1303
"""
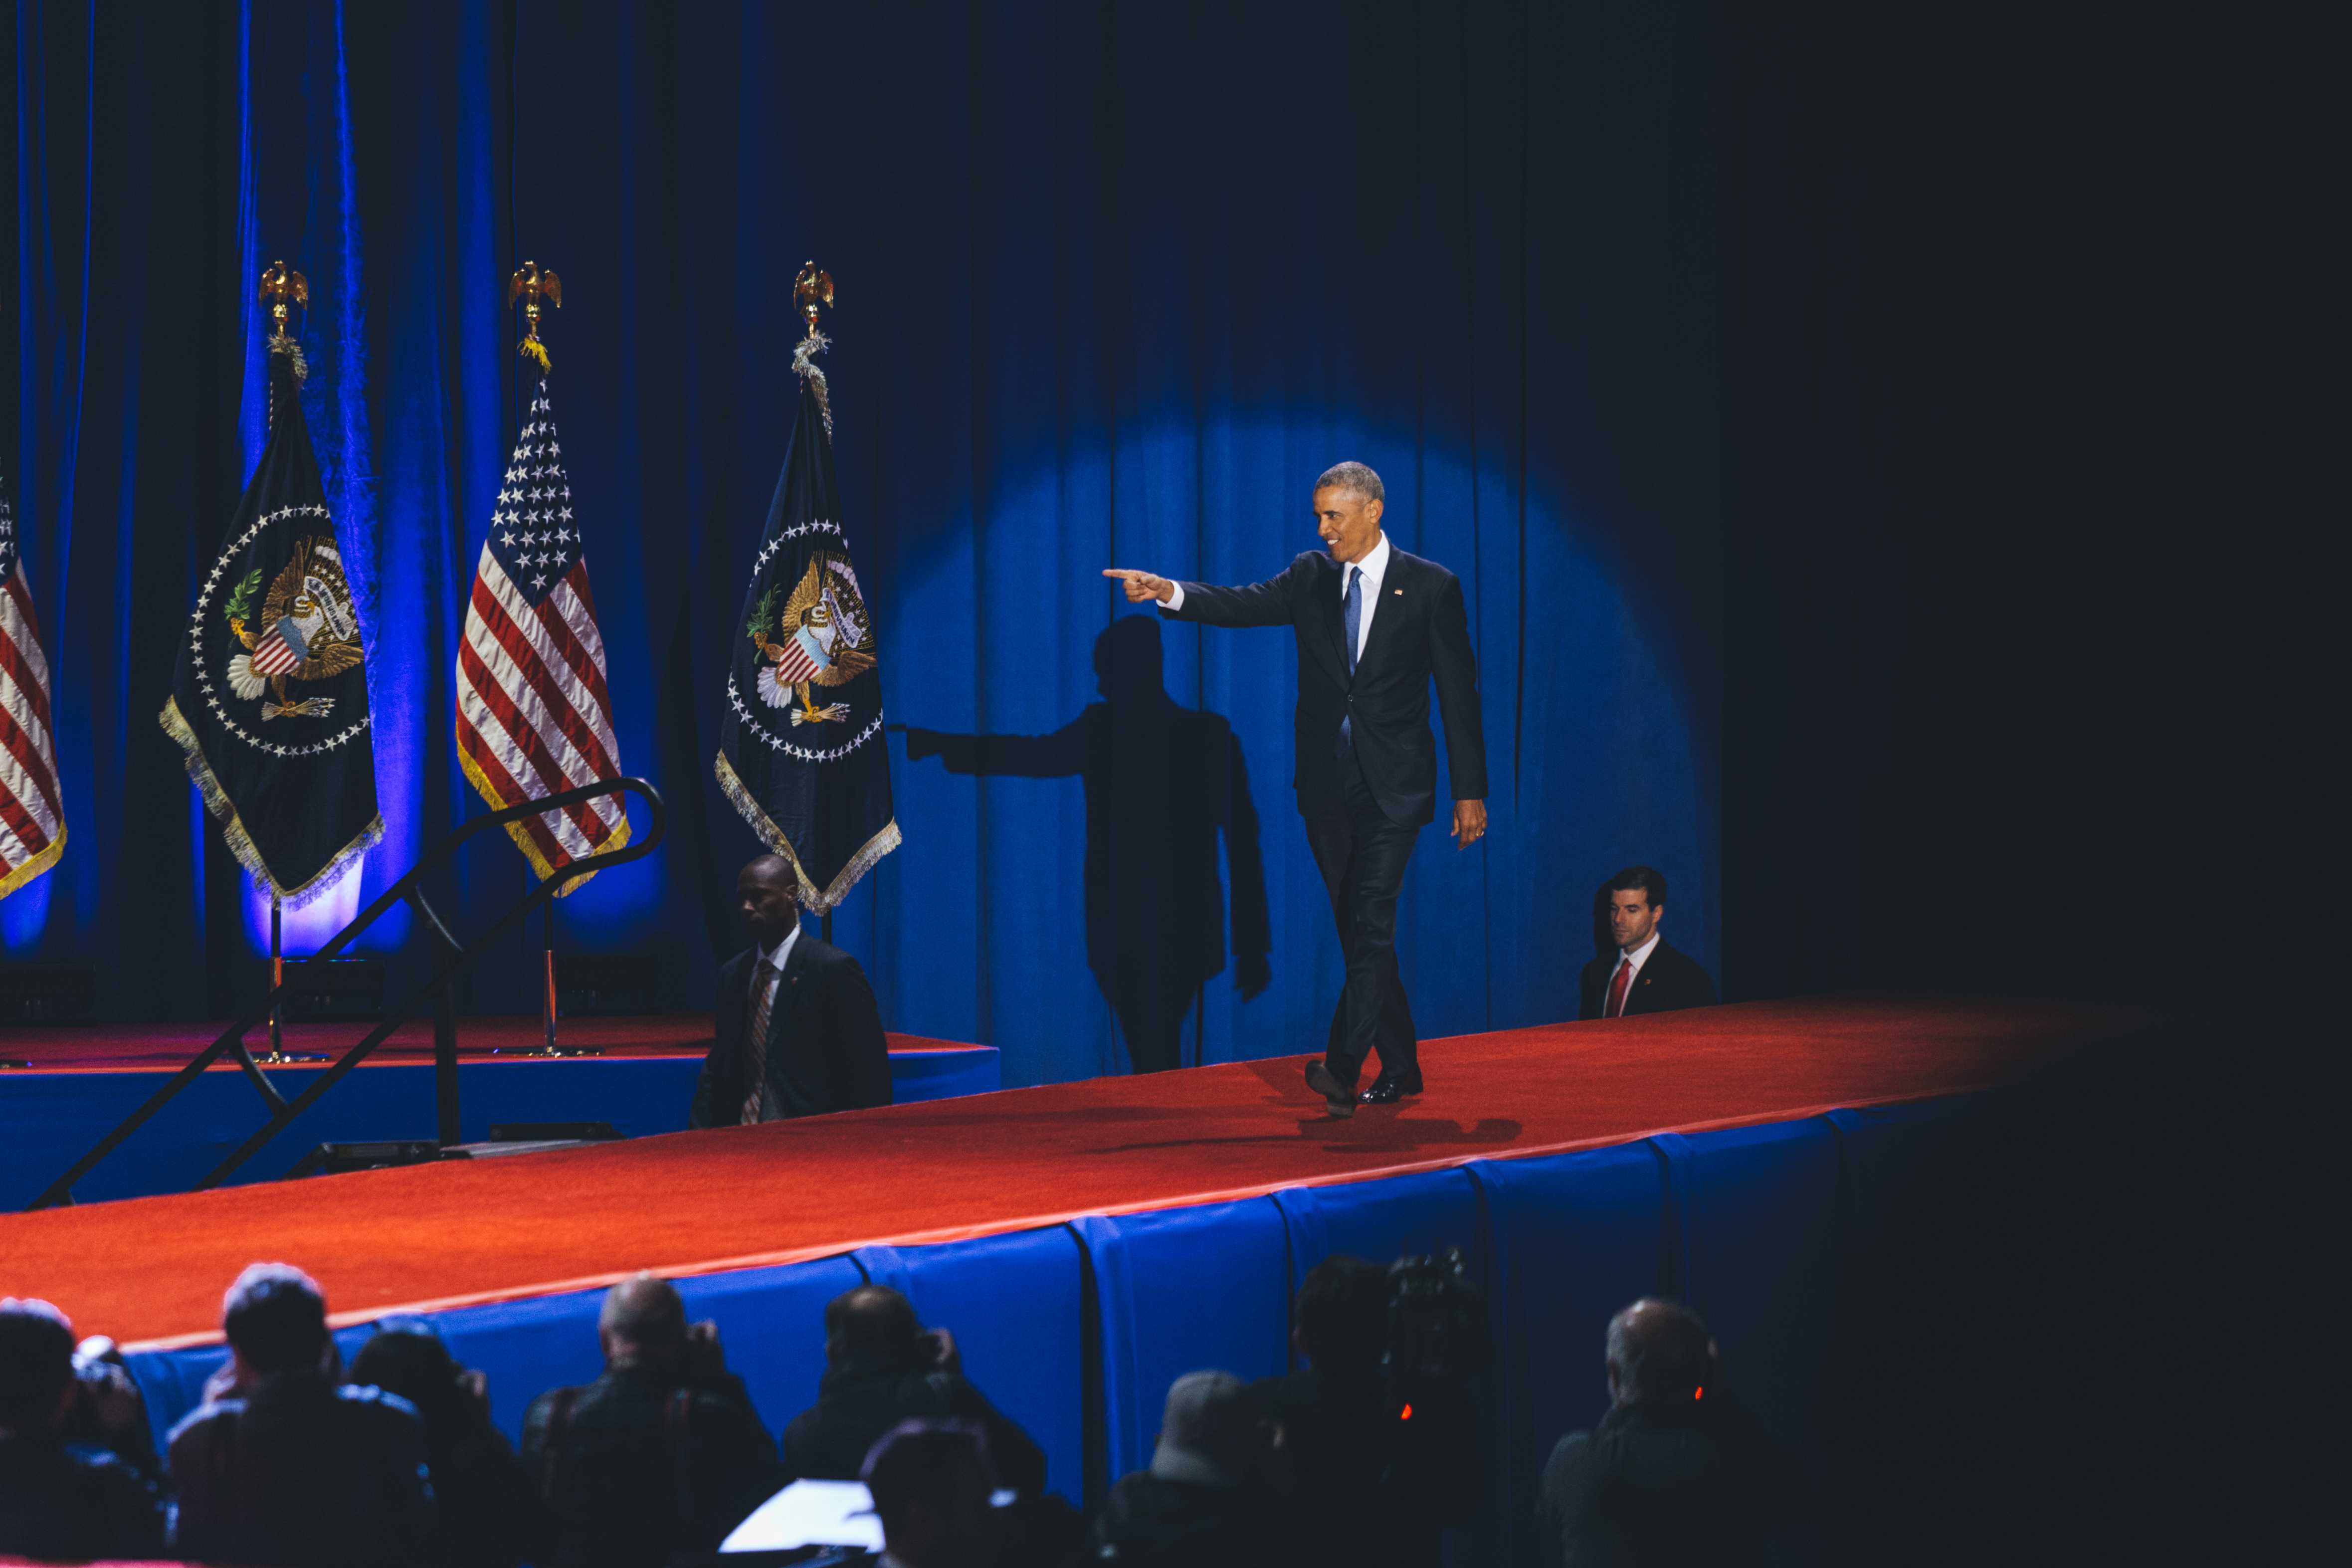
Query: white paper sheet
719 1478 886 1553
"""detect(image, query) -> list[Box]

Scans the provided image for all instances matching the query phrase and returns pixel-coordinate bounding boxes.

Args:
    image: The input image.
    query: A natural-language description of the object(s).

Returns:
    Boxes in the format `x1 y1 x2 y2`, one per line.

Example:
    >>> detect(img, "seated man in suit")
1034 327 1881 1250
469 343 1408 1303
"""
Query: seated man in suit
1579 866 1718 1020
690 854 891 1126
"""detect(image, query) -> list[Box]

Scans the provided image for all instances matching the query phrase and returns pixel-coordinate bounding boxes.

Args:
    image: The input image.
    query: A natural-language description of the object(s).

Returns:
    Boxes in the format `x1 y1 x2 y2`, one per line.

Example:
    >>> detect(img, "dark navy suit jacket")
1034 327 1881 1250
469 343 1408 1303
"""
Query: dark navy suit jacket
689 930 890 1126
1578 942 1719 1020
1162 546 1487 826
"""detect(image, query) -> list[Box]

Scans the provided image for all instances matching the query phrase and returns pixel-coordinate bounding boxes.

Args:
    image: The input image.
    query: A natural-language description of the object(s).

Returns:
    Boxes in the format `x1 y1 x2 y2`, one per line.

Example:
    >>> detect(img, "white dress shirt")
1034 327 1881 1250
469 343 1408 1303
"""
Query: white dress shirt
1606 930 1661 1015
1159 533 1391 659
1340 533 1391 662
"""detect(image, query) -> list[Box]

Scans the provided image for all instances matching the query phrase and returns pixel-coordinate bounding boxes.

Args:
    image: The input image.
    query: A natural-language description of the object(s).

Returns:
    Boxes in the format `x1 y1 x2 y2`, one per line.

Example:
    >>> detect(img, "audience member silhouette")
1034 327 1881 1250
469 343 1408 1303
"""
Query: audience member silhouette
166 1263 435 1568
521 1273 781 1568
861 1418 1004 1568
1253 1254 1483 1566
350 1321 537 1568
779 1284 1046 1496
1535 1298 1784 1565
1087 1370 1280 1567
0 1298 166 1561
900 614 1271 1072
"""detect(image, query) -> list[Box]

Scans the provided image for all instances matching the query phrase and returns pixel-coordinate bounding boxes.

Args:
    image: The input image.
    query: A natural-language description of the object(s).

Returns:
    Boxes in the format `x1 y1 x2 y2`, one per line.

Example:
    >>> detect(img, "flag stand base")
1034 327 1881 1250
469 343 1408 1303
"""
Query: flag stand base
255 894 327 1061
495 902 602 1056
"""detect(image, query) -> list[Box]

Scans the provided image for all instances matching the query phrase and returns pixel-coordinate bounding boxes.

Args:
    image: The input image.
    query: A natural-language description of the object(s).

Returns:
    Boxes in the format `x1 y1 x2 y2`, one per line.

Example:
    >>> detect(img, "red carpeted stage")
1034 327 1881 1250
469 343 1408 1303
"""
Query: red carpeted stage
0 1017 1004 1210
2 996 2145 1351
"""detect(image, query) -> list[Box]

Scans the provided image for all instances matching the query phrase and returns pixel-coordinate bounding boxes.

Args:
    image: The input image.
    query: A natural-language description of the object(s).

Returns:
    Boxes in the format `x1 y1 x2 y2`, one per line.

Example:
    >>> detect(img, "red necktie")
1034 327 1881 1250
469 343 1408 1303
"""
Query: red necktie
1607 958 1634 1018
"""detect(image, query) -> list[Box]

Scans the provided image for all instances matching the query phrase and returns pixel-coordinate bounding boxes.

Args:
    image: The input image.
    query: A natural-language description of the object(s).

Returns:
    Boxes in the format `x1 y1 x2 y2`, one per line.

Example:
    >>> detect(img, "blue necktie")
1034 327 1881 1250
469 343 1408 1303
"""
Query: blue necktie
1343 566 1362 674
1340 566 1361 748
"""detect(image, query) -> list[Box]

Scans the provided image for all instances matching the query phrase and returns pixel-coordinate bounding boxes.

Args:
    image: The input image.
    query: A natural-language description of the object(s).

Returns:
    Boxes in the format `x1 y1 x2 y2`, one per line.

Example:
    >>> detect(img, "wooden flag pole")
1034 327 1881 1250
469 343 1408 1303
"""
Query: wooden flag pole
500 262 597 1059
269 894 283 1057
542 901 559 1053
253 891 321 1064
243 263 323 1066
261 272 290 1063
793 261 837 945
526 901 596 1055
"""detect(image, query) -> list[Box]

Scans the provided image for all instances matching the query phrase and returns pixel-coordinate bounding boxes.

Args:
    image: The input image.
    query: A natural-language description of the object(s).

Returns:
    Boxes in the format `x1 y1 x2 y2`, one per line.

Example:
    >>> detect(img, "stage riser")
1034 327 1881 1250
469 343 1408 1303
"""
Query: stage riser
0 1050 1001 1208
119 1096 1970 1556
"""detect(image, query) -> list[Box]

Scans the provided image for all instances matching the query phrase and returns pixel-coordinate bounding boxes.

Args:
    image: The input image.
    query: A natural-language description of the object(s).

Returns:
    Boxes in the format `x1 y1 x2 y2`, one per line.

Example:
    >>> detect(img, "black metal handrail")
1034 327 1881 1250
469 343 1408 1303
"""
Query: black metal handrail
27 777 666 1210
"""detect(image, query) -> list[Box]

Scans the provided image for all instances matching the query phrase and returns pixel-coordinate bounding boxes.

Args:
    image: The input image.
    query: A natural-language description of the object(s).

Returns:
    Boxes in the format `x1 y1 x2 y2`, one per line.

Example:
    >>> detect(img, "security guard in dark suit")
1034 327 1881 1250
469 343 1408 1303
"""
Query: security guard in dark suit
1579 865 1719 1020
689 855 890 1127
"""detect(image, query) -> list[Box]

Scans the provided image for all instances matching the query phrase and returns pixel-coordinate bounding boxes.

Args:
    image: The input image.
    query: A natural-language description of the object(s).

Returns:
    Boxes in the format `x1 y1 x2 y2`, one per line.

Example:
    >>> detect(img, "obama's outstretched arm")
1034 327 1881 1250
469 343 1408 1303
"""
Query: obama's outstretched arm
1104 562 1304 627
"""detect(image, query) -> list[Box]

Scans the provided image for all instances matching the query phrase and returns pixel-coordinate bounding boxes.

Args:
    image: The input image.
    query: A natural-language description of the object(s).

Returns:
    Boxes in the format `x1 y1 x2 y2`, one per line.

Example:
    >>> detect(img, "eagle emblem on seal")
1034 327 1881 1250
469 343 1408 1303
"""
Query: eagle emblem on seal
746 549 877 726
221 537 364 720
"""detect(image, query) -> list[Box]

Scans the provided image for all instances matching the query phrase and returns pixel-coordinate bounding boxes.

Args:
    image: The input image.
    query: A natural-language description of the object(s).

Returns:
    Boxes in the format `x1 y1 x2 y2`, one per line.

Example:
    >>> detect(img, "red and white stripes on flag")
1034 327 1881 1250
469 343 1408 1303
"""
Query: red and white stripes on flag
0 565 67 901
250 617 308 677
768 628 822 686
454 385 628 886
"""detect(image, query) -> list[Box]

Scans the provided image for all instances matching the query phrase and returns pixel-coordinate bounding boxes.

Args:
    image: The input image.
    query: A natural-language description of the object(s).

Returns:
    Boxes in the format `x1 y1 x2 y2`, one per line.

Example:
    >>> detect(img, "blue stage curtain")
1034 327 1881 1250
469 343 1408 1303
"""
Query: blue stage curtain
6 0 1722 1087
852 1231 1090 1506
1469 1143 1677 1568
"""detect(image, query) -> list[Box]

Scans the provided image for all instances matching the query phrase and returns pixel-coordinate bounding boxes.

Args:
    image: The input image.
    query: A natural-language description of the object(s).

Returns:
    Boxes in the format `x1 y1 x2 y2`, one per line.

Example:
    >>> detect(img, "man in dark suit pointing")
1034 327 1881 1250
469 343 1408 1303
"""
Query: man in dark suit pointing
1107 461 1487 1115
689 854 892 1127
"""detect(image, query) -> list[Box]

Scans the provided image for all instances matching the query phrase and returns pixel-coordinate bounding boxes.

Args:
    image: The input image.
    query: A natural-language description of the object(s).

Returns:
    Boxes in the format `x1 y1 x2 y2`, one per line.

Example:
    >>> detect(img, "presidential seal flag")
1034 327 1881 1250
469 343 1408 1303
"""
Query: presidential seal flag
455 380 627 890
715 333 898 911
162 339 381 901
1 460 67 899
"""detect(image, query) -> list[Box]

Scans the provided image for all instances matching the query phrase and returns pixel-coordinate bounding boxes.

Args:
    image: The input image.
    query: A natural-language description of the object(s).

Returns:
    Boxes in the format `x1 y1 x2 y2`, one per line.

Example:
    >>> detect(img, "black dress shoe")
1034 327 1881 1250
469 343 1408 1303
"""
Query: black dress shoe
1303 1059 1358 1119
1358 1070 1425 1105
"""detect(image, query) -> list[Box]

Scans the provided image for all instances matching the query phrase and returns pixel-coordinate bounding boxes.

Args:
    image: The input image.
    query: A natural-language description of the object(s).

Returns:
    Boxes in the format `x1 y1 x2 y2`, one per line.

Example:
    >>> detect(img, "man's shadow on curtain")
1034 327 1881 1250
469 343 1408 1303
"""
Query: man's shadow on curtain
897 615 1272 1073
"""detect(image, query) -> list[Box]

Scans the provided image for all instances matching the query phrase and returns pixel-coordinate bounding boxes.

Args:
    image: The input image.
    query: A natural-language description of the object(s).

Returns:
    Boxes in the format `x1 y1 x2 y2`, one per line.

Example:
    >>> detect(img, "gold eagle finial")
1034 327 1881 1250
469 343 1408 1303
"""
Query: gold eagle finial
509 261 563 374
793 262 833 341
258 261 308 343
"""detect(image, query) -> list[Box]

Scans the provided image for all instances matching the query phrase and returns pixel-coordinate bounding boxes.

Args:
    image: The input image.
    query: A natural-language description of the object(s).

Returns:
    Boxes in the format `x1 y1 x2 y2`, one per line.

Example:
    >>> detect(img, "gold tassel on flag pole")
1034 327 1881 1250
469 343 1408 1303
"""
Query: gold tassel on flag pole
791 262 834 436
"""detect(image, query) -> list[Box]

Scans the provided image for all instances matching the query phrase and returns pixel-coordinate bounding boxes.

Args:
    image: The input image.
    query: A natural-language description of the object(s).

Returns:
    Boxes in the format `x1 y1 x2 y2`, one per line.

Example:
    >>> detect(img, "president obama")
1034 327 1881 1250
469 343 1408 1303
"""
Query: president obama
1108 462 1487 1115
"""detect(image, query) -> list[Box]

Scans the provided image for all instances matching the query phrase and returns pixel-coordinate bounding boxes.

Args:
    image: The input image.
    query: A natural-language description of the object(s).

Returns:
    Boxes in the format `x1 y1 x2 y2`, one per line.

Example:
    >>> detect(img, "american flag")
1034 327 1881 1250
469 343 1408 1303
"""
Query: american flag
455 383 628 886
0 462 67 899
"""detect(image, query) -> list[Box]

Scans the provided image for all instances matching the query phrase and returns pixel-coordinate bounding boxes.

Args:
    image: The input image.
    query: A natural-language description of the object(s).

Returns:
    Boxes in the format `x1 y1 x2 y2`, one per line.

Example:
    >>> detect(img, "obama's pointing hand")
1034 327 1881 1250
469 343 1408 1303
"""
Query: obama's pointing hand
1103 568 1176 604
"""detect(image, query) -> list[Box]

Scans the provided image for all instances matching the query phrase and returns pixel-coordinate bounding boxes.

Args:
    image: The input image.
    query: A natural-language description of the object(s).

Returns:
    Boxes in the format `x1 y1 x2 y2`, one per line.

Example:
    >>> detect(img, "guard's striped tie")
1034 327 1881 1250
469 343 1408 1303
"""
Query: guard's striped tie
739 959 780 1125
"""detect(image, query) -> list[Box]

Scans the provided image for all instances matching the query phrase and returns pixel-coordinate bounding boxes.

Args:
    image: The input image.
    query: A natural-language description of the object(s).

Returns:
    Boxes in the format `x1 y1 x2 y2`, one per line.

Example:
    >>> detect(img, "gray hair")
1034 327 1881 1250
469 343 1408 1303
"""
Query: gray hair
599 1273 687 1355
1314 461 1384 504
1604 1298 1716 1403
